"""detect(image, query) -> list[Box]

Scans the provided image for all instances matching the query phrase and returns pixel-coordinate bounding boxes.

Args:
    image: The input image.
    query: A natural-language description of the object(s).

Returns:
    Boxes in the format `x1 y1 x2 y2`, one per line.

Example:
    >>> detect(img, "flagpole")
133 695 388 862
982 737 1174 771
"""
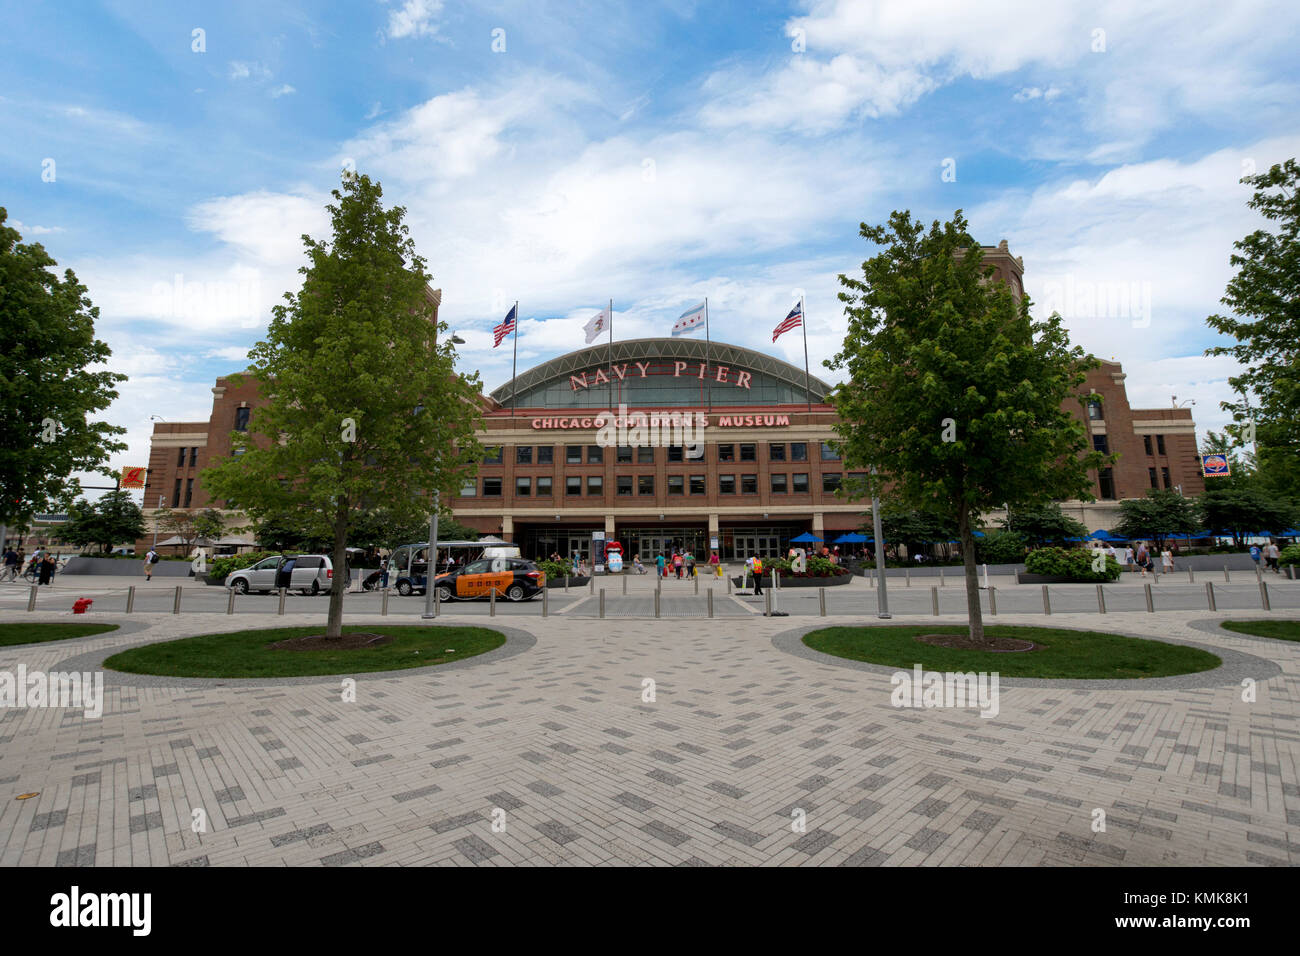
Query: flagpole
801 294 811 413
704 297 712 413
511 301 519 420
608 298 614 413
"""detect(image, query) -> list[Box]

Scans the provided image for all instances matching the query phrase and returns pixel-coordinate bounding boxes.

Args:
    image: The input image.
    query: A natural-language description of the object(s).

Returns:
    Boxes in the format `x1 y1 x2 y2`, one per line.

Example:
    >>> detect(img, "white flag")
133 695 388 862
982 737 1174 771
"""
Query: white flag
583 307 610 344
671 302 706 337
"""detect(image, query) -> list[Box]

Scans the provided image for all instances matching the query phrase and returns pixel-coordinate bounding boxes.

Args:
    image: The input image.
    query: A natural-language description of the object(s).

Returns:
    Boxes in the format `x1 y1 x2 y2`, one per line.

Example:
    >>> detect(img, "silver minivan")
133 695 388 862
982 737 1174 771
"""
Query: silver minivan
227 554 350 595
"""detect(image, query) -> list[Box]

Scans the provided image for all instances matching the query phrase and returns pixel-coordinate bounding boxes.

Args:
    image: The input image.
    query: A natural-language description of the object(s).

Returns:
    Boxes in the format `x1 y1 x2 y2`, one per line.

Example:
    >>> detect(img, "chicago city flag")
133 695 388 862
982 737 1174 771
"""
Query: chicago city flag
772 302 802 342
671 302 706 336
583 306 610 344
492 304 517 347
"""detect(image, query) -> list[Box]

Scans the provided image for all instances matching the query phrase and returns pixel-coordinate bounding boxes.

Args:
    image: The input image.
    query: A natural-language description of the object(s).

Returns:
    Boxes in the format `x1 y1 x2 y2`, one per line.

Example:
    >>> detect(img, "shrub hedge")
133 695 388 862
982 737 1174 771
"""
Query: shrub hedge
1024 547 1121 582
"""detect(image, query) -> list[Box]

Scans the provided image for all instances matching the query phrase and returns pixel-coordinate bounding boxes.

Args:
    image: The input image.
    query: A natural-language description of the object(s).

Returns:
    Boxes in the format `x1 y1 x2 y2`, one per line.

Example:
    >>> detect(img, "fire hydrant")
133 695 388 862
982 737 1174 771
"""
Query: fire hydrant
72 598 94 614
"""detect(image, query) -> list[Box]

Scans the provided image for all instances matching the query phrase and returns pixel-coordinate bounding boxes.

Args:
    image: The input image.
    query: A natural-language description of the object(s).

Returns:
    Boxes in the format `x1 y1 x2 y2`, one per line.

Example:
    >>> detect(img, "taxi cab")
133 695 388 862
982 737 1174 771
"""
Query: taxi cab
432 557 546 602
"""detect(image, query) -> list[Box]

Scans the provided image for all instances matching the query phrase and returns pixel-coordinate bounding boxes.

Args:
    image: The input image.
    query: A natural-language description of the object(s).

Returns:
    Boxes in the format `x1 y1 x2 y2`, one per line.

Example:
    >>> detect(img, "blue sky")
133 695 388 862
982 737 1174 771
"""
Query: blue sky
3 0 1298 484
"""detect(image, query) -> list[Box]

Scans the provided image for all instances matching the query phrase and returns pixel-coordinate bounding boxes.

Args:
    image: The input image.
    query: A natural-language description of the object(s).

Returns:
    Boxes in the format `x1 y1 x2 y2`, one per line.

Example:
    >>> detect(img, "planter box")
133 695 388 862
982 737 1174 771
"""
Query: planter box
204 574 228 587
1017 572 1114 584
63 556 194 576
731 572 853 589
545 575 591 589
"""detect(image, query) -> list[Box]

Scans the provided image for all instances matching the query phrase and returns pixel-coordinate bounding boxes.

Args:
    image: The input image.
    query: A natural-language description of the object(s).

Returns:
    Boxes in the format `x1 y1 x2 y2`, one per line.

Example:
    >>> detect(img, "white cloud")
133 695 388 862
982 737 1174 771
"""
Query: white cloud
270 84 297 98
386 0 443 39
229 61 272 81
11 219 63 236
1013 85 1060 102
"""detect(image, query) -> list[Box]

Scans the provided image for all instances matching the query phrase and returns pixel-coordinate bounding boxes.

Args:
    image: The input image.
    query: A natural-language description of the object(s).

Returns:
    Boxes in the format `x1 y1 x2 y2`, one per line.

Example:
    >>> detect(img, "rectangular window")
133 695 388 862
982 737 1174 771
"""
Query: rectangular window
739 443 756 462
189 446 198 466
234 406 250 432
718 444 735 462
667 445 684 462
770 473 788 494
515 476 531 496
637 446 655 464
172 478 181 507
516 446 533 465
719 474 735 495
536 476 552 496
1092 434 1109 454
483 477 503 497
1156 434 1166 455
459 479 477 497
1161 466 1171 488
689 474 706 495
178 447 186 467
769 443 786 462
791 442 808 461
566 476 582 496
1088 398 1103 420
616 446 633 464
587 475 603 496
1098 468 1116 500
566 445 583 465
820 442 840 461
537 445 554 465
638 475 654 496
668 475 684 495
822 472 842 494
1148 467 1159 489
587 445 603 464
484 446 503 464
184 478 193 508
792 473 809 494
741 474 758 494
617 476 633 496
1143 435 1153 455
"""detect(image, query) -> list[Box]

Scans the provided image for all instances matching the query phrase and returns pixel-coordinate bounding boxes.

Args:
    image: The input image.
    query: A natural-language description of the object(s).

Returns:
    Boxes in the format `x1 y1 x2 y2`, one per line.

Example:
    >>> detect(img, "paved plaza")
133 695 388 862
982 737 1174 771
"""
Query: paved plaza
1 571 1298 866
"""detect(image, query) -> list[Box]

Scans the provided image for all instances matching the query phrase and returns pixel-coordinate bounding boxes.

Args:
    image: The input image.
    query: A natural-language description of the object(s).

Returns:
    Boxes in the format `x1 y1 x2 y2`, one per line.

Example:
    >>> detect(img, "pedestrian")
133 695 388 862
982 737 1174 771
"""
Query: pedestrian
144 547 158 581
38 553 56 586
1135 542 1150 577
1249 543 1261 568
1266 541 1280 573
1122 544 1135 572
673 551 683 579
655 553 666 578
751 554 764 595
1161 546 1174 574
686 551 696 577
709 551 721 578
2 545 17 583
380 556 390 590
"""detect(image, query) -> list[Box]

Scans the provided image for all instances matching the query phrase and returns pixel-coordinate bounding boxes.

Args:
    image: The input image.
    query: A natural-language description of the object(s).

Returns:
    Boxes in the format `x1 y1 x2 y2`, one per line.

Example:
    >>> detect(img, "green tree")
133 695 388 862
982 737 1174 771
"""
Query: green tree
829 210 1107 644
347 507 480 551
62 491 146 553
879 509 956 560
0 209 127 533
975 529 1028 565
1198 484 1296 547
1111 489 1200 551
201 174 485 637
1205 159 1300 498
1004 502 1089 546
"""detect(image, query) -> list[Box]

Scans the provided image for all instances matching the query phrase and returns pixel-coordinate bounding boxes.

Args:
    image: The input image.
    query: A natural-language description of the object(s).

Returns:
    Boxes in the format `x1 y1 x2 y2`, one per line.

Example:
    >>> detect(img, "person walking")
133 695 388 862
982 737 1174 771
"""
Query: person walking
1266 541 1281 573
38 552 56 585
1135 542 1150 577
673 551 684 579
1249 543 1261 569
751 554 764 595
1161 546 1174 574
2 546 18 583
655 553 666 578
379 556 390 590
686 550 696 577
709 551 721 578
143 547 158 581
1122 544 1135 572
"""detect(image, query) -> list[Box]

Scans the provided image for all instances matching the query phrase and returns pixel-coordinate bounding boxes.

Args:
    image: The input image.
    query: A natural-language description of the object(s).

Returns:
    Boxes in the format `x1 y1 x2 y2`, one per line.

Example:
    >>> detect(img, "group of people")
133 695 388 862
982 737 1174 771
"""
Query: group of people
1251 542 1284 573
652 549 724 579
1098 541 1174 577
2 547 59 584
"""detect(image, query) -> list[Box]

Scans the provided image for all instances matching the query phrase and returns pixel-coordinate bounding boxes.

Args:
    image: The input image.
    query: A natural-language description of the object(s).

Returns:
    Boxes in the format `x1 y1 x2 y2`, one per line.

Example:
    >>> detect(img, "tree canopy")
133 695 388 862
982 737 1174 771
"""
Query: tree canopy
62 490 146 553
1111 489 1201 551
0 209 126 526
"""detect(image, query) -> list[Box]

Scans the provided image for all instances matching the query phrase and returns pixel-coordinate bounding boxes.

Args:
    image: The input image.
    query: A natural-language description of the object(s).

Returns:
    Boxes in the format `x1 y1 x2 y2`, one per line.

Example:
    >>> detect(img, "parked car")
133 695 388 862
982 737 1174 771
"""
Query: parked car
423 557 545 602
226 554 351 595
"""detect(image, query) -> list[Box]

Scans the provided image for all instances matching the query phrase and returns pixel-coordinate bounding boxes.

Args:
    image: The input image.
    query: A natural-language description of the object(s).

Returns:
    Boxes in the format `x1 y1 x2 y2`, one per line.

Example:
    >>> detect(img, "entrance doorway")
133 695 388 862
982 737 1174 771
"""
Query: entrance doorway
731 534 782 561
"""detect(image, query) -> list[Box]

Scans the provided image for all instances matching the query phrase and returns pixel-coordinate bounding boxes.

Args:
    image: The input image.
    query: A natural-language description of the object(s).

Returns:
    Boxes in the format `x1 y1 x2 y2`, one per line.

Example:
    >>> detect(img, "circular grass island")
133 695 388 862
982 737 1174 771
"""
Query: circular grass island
0 622 119 648
1220 619 1300 643
802 624 1220 679
104 624 507 679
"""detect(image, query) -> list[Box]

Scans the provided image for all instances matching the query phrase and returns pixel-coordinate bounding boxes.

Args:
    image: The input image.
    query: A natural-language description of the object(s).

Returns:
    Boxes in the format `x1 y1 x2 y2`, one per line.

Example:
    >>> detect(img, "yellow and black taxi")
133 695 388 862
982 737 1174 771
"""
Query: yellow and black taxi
432 557 546 602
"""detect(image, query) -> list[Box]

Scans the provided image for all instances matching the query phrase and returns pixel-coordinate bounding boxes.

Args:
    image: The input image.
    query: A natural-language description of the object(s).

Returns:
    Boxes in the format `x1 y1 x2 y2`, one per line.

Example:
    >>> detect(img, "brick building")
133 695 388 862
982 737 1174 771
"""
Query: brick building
139 249 1204 556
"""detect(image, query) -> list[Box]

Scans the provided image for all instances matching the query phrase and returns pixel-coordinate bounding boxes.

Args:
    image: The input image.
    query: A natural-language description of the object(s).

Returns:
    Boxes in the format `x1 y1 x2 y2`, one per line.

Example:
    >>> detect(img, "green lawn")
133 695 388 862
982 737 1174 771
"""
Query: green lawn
1220 619 1300 643
0 622 119 647
802 625 1220 679
104 625 507 678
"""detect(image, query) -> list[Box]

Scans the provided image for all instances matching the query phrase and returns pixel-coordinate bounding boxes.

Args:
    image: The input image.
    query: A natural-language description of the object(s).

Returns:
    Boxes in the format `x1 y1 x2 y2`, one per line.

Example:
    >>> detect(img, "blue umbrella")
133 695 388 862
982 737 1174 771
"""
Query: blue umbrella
790 532 823 543
833 532 869 544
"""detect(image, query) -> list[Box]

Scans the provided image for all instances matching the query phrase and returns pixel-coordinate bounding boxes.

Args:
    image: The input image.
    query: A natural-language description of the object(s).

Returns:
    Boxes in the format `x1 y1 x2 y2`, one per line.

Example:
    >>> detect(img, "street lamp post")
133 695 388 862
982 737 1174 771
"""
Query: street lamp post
870 466 890 618
422 491 440 619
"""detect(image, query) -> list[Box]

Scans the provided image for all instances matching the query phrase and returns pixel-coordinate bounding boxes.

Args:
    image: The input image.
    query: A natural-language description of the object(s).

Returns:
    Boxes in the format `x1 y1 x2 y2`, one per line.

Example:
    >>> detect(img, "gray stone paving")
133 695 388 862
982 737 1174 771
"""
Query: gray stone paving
0 603 1297 865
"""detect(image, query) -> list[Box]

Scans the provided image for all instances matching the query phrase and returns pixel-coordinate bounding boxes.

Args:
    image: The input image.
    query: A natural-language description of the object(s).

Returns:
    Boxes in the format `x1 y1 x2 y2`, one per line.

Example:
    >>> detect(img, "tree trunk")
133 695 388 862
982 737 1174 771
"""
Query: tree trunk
326 495 349 638
958 506 987 644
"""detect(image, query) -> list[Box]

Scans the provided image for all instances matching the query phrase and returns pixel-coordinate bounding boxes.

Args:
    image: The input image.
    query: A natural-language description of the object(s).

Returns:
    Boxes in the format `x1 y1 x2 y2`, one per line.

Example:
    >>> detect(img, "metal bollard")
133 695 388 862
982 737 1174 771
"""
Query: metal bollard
1042 585 1051 615
381 587 389 616
1256 564 1263 583
599 589 605 619
654 589 661 618
988 586 997 615
1260 580 1271 611
1144 583 1154 612
490 587 497 616
727 574 732 594
126 586 135 614
764 588 772 616
434 583 440 617
694 574 698 595
227 588 235 615
930 586 938 616
564 575 569 593
821 588 829 617
906 568 911 587
278 587 287 615
939 566 945 587
589 577 594 594
1288 565 1295 580
1187 567 1195 584
772 570 778 594
707 589 714 618
173 585 182 615
542 587 549 617
622 574 627 595
1096 584 1106 614
1224 564 1230 583
1205 581 1216 611
27 586 37 612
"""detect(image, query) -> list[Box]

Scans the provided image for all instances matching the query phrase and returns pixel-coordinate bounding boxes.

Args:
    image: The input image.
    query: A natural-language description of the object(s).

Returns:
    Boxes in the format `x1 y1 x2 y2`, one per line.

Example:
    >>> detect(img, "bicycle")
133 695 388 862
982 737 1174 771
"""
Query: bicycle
22 557 67 583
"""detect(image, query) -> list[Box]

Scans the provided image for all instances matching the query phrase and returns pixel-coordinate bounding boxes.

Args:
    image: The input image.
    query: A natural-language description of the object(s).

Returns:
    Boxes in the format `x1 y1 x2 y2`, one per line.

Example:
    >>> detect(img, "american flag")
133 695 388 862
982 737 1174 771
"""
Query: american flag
772 302 802 342
493 305 517 347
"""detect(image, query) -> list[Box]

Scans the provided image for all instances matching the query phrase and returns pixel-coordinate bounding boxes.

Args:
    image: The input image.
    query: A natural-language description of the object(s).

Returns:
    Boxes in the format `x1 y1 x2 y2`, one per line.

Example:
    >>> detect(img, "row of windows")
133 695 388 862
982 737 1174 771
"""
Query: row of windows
172 477 194 508
1149 466 1173 489
1142 434 1168 456
465 472 865 498
175 446 199 467
491 442 840 466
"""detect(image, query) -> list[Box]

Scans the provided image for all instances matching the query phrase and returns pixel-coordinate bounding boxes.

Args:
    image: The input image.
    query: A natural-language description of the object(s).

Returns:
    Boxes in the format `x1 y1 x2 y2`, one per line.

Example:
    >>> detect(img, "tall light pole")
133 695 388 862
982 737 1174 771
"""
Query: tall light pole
870 466 890 618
